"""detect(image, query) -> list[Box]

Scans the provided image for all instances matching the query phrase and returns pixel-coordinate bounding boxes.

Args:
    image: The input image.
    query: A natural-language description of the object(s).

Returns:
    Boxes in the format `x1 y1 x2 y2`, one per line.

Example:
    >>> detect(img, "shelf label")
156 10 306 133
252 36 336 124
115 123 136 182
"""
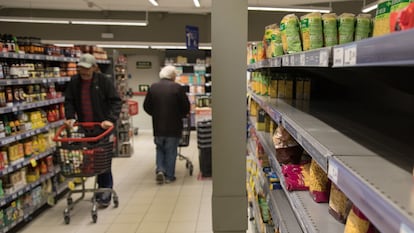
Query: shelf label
300 53 305 66
333 47 344 67
328 162 339 183
344 45 357 66
282 55 289 66
290 55 295 66
320 50 329 66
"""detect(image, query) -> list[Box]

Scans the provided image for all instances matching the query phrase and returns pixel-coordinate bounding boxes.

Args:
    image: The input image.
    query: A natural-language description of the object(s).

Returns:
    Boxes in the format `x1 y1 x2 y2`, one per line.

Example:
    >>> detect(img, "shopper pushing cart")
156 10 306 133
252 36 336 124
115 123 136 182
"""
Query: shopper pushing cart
54 122 119 224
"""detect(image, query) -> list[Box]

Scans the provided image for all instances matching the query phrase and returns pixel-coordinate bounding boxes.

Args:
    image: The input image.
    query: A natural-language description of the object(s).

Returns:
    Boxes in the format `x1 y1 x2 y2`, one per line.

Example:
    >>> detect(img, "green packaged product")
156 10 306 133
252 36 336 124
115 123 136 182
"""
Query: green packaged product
264 23 284 58
300 12 323 51
338 13 356 44
355 14 372 41
322 13 338 47
280 14 302 54
391 0 414 12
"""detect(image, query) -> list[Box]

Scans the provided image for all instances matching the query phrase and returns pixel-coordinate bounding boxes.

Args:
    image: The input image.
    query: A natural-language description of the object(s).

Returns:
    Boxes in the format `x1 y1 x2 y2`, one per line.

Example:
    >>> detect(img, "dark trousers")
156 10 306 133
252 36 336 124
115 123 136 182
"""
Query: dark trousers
97 170 113 188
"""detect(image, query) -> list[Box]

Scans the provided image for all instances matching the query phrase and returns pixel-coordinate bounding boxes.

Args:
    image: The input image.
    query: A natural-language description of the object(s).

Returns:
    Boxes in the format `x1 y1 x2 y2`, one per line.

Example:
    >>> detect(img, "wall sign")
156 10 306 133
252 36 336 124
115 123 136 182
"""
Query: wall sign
136 61 152 69
185 25 199 50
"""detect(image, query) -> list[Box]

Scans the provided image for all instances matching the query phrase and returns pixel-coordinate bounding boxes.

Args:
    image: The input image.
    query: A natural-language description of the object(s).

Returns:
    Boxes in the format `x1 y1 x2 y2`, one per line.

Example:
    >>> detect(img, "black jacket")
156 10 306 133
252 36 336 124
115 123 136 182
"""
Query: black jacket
143 78 190 137
64 72 122 124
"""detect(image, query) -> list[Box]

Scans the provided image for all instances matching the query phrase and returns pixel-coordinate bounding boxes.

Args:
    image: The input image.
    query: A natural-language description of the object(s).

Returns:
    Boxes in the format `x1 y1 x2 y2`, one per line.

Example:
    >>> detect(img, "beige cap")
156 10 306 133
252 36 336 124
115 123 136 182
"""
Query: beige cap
78 53 97 68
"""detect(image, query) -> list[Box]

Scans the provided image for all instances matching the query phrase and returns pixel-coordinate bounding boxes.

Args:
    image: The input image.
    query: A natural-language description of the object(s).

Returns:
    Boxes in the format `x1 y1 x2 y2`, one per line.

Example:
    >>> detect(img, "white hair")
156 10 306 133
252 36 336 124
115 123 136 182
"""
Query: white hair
159 65 177 80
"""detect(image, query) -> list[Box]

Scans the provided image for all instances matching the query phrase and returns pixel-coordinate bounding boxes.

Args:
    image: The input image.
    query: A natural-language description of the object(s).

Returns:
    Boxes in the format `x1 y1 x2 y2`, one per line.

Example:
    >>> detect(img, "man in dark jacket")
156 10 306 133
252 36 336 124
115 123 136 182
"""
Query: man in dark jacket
143 65 190 184
64 53 122 207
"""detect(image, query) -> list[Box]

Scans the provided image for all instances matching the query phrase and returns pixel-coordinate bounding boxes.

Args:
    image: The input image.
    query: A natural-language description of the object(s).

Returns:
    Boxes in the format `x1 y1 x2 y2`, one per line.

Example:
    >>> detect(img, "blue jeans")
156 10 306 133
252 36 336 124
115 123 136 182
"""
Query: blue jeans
97 170 113 189
154 136 180 180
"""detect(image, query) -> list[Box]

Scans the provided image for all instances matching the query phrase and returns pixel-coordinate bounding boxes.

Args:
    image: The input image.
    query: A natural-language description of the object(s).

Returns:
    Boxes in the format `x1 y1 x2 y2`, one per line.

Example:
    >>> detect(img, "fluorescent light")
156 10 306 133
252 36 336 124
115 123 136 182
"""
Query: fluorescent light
149 0 159 6
193 0 201 8
248 6 331 13
199 46 212 50
71 19 147 26
151 45 187 49
0 16 69 24
54 43 74 47
97 44 150 49
362 1 378 13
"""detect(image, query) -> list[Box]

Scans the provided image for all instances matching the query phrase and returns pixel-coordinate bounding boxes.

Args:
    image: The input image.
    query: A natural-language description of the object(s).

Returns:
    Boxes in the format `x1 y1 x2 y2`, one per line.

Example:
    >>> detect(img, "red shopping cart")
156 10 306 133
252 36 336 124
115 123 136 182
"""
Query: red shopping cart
53 122 119 224
178 116 194 176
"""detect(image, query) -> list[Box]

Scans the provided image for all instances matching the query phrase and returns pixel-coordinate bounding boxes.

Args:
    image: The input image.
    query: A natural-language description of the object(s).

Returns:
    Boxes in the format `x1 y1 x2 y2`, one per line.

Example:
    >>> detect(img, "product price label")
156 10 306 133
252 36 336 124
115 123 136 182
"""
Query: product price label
300 54 305 66
282 55 289 66
328 162 339 183
344 45 357 66
333 47 344 67
320 50 329 67
290 55 295 66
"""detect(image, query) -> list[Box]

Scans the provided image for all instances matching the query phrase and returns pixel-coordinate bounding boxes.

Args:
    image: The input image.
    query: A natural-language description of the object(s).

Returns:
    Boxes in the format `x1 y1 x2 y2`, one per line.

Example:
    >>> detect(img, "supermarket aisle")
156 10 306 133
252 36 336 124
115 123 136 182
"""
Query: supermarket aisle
18 130 214 233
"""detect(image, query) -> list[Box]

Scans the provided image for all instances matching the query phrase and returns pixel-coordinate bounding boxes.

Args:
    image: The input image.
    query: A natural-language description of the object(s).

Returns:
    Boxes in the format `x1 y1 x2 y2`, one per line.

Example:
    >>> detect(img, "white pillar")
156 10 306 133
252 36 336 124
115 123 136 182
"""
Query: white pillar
211 0 248 233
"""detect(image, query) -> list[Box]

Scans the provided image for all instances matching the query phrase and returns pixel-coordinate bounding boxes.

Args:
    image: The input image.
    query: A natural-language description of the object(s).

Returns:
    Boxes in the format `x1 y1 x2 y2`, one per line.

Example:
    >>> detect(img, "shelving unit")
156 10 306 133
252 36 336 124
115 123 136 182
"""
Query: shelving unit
247 29 414 233
0 51 105 232
111 51 133 157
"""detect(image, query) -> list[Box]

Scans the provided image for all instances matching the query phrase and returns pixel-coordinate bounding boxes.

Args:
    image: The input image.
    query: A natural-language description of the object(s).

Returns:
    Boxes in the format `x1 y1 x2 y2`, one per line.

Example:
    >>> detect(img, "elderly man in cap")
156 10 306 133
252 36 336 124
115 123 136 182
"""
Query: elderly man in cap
64 53 122 207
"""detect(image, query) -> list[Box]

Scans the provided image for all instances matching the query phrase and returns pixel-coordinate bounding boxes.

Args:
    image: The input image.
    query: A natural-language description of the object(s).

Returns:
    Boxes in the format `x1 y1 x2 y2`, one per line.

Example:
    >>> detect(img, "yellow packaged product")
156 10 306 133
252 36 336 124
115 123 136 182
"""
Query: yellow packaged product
280 14 302 54
300 12 323 51
373 0 392 36
309 159 330 203
322 13 338 46
328 183 352 223
264 23 284 58
355 14 372 41
338 13 356 44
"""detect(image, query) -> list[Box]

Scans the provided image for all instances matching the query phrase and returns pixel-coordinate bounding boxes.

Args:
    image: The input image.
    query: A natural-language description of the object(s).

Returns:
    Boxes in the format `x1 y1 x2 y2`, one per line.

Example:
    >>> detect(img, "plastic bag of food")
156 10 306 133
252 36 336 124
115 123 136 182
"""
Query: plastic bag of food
344 205 377 233
280 14 302 54
264 23 284 58
300 12 323 51
322 13 338 46
338 13 356 44
355 14 372 41
328 183 352 223
273 125 303 164
282 163 310 191
309 159 330 203
373 0 392 37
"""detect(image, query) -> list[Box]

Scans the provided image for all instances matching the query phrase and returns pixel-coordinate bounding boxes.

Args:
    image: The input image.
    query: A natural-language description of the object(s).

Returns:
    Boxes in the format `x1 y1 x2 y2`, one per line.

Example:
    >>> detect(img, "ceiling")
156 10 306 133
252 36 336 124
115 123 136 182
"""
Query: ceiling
0 0 357 14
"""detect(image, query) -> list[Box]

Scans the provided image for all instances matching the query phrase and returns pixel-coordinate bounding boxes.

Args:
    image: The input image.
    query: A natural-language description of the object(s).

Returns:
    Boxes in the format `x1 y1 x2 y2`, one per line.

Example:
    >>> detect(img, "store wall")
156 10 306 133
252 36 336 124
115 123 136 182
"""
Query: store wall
124 50 165 131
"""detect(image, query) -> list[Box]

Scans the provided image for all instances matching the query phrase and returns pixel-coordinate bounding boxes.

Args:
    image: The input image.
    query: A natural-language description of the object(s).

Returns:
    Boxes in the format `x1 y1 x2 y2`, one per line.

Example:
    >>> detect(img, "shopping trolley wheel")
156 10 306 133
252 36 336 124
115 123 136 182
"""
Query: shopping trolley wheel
189 164 194 176
113 195 119 208
92 210 98 223
67 197 73 207
63 210 70 224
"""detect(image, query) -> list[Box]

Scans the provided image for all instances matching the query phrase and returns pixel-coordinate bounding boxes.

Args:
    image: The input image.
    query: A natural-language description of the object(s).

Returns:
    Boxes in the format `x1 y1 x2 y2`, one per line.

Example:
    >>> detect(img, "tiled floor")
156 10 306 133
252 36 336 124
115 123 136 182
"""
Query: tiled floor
18 130 216 233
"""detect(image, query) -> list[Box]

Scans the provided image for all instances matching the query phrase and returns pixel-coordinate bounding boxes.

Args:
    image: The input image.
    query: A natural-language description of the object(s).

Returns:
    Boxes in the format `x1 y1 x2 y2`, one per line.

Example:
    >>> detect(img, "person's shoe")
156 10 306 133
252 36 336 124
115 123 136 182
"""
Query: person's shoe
165 177 176 184
97 192 111 208
156 172 165 184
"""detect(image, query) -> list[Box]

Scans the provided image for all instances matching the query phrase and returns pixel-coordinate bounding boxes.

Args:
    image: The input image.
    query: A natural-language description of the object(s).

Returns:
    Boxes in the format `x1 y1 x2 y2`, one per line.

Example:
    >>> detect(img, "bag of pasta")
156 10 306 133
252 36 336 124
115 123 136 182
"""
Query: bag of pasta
280 14 302 54
344 205 378 233
272 124 303 164
300 12 323 51
328 183 352 223
309 159 330 203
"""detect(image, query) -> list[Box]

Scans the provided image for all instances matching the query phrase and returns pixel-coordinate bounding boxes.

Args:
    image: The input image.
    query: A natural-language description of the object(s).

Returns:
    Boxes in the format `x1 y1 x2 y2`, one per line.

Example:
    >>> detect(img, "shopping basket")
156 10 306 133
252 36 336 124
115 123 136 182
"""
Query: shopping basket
178 116 194 176
53 122 119 224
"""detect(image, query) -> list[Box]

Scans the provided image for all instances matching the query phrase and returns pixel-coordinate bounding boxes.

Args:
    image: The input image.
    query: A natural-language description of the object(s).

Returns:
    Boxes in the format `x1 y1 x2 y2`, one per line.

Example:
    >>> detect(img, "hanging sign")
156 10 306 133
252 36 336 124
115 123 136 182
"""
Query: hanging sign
185 25 199 50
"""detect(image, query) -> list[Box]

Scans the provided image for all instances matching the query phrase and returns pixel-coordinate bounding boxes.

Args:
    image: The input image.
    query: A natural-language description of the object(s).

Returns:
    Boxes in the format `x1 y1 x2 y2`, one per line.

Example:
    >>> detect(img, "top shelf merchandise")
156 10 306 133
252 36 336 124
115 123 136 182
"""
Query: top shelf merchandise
247 28 414 233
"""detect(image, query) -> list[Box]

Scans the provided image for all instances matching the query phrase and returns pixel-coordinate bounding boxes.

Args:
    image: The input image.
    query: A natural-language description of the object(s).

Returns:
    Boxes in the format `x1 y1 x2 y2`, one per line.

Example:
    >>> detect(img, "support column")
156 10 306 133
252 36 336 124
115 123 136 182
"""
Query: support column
211 1 248 233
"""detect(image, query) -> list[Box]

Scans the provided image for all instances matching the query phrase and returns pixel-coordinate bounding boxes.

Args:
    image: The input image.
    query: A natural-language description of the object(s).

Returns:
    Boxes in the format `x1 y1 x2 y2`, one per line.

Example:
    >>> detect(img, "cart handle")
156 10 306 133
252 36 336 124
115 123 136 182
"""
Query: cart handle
53 122 114 142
